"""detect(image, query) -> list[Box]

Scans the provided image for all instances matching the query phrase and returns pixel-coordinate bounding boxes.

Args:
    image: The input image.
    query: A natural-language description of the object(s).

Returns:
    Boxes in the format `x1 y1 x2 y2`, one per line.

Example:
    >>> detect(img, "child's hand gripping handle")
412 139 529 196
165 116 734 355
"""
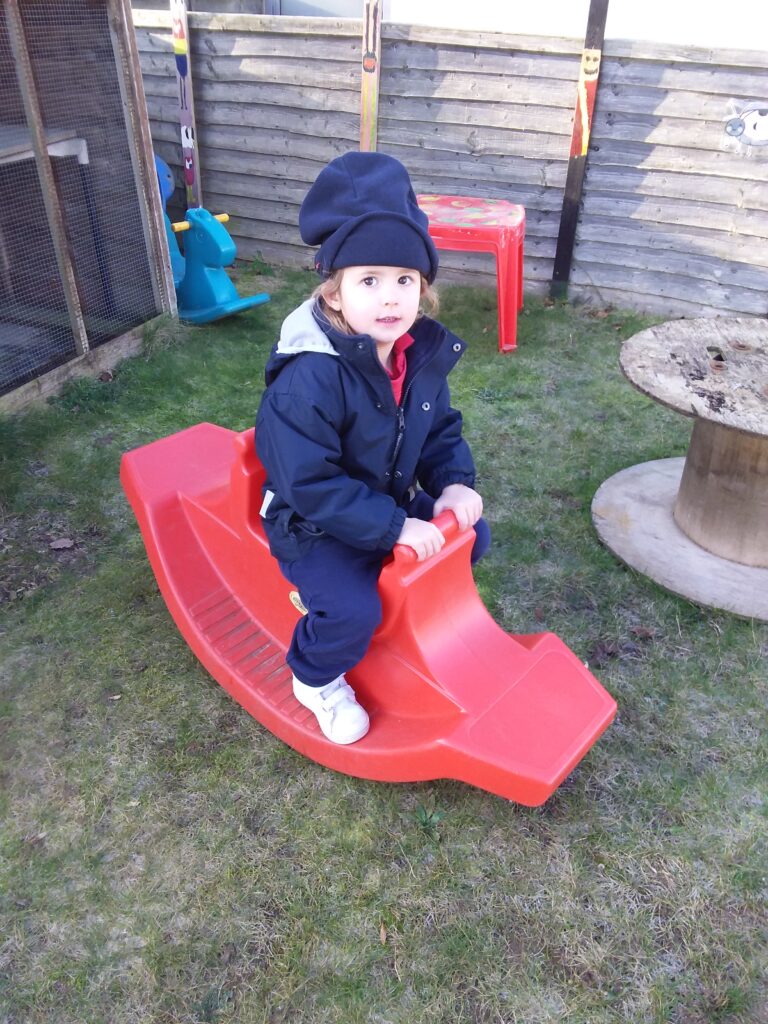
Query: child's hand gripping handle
392 511 461 567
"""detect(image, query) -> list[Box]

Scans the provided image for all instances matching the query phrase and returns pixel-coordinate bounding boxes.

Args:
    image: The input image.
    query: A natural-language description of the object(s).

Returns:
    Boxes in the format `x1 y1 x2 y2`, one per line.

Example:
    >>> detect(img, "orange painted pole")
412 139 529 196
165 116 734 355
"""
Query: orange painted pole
550 0 609 298
359 0 381 152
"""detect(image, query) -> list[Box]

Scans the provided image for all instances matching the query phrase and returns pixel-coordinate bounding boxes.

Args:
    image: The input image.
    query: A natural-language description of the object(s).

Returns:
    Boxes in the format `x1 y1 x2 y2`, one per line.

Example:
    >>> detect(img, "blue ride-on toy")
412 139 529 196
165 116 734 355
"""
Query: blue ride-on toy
154 155 270 324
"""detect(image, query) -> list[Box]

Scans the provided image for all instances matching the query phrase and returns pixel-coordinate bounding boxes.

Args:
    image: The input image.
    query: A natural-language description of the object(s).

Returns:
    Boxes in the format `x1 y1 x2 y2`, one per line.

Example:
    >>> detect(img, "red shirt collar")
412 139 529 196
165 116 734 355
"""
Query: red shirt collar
386 332 414 405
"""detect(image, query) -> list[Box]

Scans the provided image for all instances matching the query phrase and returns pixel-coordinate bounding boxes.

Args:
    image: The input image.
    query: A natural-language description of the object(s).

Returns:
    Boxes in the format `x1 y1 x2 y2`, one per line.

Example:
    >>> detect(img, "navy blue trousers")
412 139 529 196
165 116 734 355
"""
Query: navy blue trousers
278 491 491 687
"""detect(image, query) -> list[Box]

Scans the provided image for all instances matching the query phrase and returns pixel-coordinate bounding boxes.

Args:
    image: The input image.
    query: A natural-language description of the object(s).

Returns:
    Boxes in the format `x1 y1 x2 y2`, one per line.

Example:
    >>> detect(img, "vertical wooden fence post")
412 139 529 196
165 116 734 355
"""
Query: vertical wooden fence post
170 0 202 208
359 0 381 152
550 0 609 299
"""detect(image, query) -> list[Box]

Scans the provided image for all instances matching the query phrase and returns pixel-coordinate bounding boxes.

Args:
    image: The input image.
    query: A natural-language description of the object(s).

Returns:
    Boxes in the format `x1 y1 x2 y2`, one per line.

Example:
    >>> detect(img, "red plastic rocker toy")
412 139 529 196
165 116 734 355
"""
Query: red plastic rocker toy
121 423 616 805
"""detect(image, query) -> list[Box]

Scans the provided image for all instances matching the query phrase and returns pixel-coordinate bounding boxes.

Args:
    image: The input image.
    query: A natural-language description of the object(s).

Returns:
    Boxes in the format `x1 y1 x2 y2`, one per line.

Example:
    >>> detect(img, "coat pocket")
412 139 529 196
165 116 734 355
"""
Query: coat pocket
262 503 325 561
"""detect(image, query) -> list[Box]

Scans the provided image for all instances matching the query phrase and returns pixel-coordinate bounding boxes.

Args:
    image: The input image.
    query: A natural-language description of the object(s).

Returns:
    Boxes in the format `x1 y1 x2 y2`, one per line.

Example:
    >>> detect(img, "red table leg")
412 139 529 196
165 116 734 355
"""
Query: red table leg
417 195 526 353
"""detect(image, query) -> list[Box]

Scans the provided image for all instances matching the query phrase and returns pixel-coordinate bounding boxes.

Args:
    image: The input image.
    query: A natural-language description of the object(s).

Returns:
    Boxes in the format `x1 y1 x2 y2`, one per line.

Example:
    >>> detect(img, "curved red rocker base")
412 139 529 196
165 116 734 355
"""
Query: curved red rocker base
120 424 616 805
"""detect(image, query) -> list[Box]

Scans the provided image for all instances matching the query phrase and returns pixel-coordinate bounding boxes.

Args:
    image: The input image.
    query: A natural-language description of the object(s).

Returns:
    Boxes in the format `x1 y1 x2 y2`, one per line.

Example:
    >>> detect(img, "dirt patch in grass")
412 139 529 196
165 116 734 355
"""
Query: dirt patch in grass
0 506 104 604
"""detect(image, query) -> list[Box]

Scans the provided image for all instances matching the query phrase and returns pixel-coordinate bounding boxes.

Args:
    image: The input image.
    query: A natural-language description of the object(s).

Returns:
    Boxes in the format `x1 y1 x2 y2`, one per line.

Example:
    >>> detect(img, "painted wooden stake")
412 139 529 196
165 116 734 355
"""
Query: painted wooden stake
170 0 202 208
551 0 609 299
359 0 382 152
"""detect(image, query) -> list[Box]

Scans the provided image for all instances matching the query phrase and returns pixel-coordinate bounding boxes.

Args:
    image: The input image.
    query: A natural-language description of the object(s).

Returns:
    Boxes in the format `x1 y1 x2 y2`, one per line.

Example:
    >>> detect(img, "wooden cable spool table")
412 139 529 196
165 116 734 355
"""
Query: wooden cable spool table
592 318 768 620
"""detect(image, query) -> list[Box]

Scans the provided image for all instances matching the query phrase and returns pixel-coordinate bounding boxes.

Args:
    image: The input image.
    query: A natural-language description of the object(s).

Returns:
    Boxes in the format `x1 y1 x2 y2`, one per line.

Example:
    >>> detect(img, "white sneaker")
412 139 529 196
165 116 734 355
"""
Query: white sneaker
292 674 370 745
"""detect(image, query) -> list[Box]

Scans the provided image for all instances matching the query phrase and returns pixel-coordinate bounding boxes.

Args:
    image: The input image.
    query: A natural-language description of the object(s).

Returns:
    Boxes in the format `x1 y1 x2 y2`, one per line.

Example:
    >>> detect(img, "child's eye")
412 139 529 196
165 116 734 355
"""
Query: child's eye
362 276 376 286
398 275 414 285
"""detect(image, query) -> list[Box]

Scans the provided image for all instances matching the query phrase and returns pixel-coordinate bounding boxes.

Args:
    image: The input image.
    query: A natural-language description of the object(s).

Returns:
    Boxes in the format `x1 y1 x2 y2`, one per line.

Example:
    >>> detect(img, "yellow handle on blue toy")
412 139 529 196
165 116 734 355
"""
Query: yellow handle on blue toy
172 213 230 233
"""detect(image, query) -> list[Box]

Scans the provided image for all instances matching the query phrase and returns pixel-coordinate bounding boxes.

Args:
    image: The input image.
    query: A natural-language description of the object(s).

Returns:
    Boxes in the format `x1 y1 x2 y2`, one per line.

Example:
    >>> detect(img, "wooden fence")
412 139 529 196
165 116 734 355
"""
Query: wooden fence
133 9 768 318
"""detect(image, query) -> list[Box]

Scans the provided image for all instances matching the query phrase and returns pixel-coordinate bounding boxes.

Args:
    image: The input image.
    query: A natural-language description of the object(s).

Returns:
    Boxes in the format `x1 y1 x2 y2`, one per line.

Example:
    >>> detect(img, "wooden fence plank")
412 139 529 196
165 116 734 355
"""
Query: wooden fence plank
590 109 753 152
568 284 738 318
594 84 760 121
576 217 768 268
133 9 361 35
600 38 768 69
142 74 360 111
569 262 767 314
139 50 359 88
585 166 768 211
146 96 358 136
574 239 768 291
599 58 768 98
189 30 360 61
377 120 571 163
581 193 768 238
380 67 576 107
379 98 574 139
382 23 768 67
382 40 580 82
149 113 358 156
588 139 768 182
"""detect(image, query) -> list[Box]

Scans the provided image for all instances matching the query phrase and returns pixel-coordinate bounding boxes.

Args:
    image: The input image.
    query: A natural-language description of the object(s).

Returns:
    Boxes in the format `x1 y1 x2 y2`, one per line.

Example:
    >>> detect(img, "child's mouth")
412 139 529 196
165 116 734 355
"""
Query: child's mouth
377 317 399 324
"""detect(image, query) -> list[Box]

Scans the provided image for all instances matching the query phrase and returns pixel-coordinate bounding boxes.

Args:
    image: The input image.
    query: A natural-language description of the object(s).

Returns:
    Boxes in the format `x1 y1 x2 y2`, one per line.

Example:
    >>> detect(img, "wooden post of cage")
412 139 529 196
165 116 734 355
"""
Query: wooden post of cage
5 0 89 356
107 0 176 315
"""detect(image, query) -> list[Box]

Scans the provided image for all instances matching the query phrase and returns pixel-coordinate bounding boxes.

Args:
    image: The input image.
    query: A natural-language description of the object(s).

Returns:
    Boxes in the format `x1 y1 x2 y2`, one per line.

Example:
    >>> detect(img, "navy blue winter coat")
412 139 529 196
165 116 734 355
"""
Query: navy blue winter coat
255 299 476 562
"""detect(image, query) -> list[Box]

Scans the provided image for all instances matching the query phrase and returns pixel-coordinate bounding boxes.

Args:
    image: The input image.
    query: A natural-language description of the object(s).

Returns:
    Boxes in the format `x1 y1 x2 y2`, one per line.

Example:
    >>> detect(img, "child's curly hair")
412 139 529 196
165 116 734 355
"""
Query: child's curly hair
312 269 439 335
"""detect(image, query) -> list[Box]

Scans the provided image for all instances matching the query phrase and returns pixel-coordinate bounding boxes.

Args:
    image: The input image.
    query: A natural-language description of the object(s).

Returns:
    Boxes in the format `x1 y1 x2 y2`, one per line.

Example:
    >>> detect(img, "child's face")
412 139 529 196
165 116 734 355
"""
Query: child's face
326 265 422 345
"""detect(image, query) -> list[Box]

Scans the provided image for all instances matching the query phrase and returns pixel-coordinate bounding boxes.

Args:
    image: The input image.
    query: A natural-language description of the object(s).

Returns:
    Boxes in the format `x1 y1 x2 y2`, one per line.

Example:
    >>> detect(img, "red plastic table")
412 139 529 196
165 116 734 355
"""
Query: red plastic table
417 194 526 352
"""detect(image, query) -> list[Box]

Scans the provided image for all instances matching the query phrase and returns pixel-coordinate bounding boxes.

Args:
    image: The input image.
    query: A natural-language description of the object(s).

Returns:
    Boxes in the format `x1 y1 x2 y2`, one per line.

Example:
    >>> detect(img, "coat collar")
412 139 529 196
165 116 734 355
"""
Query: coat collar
267 298 466 386
276 299 338 356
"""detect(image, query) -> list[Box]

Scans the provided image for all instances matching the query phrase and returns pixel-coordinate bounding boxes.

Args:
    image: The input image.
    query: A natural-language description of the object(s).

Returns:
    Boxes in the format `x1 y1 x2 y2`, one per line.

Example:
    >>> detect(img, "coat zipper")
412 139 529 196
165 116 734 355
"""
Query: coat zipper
387 327 454 473
391 378 416 466
392 404 406 463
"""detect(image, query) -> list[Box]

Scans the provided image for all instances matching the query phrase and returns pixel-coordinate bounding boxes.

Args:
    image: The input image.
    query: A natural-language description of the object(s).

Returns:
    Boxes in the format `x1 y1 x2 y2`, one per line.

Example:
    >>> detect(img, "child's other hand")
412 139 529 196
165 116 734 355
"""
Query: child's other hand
433 484 483 531
397 517 446 561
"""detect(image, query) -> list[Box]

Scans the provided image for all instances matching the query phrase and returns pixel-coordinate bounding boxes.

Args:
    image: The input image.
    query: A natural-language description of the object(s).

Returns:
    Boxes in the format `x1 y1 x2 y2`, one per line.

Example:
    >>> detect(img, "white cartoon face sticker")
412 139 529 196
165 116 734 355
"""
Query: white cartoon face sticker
181 125 196 150
725 104 768 146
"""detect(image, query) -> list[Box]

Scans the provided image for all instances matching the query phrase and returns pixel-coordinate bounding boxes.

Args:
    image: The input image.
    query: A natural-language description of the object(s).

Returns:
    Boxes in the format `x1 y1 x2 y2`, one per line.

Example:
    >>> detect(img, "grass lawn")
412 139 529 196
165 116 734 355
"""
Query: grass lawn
1 265 766 1024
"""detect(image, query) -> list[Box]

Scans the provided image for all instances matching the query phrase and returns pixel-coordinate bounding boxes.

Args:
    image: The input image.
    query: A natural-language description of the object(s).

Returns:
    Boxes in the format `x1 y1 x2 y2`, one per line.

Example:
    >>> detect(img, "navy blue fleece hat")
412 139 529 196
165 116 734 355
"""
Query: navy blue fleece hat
299 152 439 283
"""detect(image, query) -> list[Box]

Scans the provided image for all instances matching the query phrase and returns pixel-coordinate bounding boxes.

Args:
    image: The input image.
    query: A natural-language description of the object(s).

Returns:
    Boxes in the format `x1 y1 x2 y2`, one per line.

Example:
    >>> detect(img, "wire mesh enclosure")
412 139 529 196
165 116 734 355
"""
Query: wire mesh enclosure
0 0 173 398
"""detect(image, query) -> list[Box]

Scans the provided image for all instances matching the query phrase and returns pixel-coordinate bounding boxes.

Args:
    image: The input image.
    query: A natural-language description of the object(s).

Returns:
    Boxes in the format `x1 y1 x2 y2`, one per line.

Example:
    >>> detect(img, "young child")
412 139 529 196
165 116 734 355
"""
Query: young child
256 152 490 745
